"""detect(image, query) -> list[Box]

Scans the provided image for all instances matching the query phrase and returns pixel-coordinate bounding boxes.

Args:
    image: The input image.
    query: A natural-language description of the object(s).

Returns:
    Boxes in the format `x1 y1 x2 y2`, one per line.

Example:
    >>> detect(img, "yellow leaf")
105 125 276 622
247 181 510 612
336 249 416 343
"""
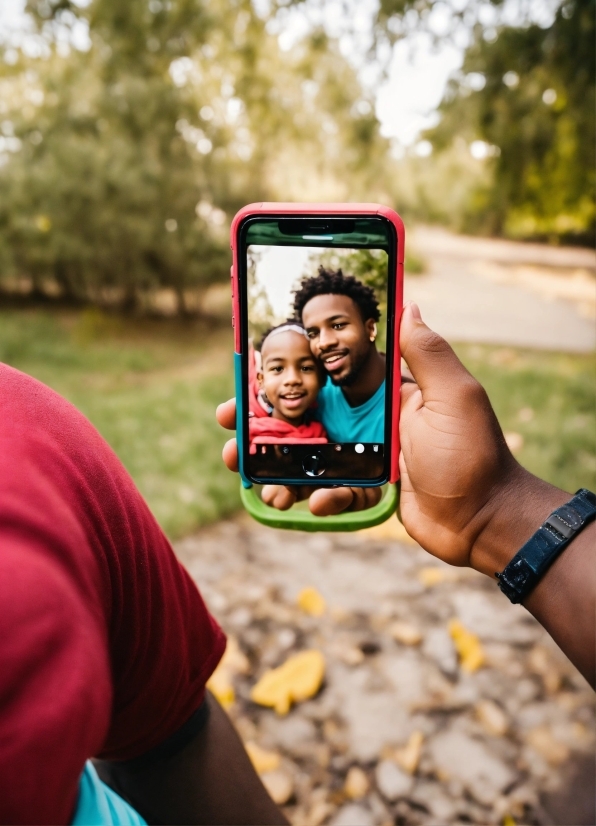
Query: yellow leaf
207 667 235 709
297 586 326 617
503 815 516 826
448 619 485 673
244 741 281 774
250 650 325 715
418 567 458 587
393 731 424 774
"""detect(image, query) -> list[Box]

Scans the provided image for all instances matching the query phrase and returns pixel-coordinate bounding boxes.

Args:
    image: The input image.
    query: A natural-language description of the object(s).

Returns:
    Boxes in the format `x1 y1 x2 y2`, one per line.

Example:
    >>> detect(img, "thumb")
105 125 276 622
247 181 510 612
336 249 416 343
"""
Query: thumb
400 302 471 399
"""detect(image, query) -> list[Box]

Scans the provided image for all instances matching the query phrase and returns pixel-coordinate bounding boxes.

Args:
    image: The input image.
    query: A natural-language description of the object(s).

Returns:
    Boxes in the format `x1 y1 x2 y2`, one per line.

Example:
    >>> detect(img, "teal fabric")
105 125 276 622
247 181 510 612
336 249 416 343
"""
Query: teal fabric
71 762 147 826
315 379 385 443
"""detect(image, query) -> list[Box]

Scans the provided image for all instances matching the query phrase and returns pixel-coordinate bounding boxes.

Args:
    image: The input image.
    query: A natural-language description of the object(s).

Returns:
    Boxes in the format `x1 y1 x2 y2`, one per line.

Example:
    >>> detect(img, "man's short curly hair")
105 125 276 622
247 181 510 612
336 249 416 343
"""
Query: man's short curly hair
292 266 380 323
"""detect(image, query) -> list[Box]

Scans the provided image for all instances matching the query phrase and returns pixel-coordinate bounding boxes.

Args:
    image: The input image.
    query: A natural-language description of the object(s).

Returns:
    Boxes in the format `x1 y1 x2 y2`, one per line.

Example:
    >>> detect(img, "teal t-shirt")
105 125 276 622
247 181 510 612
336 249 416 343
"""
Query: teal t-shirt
315 379 385 443
71 762 147 826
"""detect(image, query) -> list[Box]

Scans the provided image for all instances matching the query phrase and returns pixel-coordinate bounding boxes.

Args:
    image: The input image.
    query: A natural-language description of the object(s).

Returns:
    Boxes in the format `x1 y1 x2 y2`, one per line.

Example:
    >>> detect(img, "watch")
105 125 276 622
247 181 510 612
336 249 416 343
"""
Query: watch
496 488 596 604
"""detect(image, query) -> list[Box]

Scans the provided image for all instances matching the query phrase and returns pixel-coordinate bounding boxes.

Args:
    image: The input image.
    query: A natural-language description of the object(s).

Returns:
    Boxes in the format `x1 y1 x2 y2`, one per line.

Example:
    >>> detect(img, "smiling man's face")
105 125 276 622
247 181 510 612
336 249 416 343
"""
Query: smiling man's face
301 293 376 387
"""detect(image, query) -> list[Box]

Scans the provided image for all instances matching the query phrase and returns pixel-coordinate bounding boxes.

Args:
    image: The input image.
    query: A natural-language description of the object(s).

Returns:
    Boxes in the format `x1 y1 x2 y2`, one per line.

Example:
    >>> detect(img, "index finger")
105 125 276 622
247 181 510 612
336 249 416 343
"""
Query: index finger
216 398 236 430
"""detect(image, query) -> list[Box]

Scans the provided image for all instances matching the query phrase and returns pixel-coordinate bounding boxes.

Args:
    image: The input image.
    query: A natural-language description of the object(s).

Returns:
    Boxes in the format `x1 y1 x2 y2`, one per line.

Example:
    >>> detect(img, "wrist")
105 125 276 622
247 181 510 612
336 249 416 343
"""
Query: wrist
469 465 569 579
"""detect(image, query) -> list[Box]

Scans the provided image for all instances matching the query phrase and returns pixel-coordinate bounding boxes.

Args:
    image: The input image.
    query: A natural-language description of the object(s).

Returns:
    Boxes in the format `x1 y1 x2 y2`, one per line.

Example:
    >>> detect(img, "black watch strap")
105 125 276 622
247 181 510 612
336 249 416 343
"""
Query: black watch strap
496 488 596 604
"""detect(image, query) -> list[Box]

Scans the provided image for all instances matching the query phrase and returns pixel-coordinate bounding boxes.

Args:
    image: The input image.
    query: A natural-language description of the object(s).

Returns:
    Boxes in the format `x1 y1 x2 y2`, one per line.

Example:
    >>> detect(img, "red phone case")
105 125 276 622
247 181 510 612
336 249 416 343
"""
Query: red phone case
230 202 405 484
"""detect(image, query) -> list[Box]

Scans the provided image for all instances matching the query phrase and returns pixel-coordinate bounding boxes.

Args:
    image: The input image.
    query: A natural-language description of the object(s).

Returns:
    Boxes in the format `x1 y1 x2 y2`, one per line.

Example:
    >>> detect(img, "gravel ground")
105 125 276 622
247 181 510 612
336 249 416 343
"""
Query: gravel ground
176 515 595 826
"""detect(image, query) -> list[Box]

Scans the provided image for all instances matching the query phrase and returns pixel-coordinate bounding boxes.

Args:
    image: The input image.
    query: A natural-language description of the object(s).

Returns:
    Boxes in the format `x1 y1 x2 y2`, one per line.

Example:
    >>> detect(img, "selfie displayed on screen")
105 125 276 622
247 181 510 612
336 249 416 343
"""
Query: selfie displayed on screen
245 236 390 482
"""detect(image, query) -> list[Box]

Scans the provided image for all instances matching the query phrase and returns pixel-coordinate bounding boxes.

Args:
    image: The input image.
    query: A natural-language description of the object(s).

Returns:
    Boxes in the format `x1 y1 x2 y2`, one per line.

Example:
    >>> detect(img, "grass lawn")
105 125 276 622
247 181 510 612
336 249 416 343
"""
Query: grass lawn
1 305 593 538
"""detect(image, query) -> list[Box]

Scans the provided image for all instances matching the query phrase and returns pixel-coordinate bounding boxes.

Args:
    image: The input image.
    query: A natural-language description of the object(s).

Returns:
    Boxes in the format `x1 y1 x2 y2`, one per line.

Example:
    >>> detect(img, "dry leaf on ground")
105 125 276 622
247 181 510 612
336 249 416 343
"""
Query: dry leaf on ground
297 586 326 617
448 619 485 672
250 650 326 715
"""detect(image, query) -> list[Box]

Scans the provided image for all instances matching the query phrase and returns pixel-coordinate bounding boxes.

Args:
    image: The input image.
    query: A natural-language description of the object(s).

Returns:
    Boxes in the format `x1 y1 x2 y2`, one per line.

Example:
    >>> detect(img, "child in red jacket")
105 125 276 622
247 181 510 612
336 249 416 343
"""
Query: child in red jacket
249 322 327 452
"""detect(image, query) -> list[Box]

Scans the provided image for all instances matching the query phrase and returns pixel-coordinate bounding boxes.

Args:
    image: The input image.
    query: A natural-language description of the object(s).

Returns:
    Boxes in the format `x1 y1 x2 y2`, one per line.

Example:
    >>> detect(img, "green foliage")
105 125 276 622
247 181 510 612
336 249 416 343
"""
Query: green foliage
0 0 393 311
427 0 595 243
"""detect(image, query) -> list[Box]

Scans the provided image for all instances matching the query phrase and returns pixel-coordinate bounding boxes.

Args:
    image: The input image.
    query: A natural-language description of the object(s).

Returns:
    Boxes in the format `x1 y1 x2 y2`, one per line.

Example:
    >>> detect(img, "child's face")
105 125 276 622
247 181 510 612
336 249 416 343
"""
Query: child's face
259 330 321 423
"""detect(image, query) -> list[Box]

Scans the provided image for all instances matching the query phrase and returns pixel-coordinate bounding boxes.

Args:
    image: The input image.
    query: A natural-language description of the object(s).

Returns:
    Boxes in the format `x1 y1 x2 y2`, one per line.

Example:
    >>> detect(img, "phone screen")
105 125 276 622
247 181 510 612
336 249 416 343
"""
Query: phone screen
238 216 397 485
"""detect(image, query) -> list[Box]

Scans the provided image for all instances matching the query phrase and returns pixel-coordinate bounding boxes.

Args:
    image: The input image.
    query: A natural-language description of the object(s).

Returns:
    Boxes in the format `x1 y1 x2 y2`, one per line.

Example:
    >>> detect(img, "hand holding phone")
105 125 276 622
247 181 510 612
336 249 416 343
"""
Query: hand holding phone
218 299 523 551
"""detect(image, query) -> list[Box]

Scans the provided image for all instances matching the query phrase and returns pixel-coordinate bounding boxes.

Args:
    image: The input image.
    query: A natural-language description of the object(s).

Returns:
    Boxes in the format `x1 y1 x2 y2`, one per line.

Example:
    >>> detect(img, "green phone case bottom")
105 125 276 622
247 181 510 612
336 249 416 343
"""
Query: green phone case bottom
240 483 399 532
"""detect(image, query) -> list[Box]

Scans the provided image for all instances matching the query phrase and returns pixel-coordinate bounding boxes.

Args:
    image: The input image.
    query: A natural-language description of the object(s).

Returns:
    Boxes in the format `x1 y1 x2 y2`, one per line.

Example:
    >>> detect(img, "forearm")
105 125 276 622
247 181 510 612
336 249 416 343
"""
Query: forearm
95 692 288 825
471 467 595 687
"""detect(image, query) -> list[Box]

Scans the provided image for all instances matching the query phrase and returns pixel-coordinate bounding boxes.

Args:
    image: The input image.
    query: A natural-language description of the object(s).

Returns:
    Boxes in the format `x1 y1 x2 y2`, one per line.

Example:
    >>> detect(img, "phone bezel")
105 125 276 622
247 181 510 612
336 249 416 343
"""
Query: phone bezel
236 212 399 487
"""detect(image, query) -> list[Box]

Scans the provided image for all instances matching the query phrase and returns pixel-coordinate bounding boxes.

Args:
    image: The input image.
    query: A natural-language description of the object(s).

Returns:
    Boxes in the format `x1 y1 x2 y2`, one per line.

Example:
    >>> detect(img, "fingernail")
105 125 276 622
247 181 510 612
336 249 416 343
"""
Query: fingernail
408 301 422 321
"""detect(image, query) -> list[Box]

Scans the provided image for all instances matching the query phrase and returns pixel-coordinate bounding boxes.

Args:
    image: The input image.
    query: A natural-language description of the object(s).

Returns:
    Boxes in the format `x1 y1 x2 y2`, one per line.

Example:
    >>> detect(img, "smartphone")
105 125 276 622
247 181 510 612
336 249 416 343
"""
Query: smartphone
231 203 404 490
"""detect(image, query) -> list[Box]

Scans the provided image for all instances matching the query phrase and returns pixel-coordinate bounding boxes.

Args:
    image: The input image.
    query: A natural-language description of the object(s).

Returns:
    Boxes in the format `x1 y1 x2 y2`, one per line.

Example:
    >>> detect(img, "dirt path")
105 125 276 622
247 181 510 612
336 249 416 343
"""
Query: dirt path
406 227 595 352
176 515 595 826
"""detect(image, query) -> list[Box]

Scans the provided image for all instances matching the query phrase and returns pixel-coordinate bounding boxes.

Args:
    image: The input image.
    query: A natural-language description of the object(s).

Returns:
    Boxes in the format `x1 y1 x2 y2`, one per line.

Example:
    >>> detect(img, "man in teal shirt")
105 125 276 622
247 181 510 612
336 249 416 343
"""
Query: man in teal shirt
292 267 386 443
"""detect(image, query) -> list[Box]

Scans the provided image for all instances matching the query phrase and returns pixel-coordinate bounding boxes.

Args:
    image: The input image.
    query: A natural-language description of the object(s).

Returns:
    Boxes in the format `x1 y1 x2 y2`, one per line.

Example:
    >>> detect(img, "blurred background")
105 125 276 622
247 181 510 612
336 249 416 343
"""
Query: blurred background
0 1 594 824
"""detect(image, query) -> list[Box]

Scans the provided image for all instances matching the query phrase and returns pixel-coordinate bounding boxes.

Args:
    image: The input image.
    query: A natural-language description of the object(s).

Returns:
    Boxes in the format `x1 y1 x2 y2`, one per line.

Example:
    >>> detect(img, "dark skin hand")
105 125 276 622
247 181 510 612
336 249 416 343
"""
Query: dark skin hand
218 302 595 686
94 691 289 826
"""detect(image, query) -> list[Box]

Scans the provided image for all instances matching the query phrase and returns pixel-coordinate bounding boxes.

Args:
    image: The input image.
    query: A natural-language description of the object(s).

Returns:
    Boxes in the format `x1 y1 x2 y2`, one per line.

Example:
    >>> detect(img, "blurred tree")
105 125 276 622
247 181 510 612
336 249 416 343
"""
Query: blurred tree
0 0 392 311
426 0 595 242
281 0 595 244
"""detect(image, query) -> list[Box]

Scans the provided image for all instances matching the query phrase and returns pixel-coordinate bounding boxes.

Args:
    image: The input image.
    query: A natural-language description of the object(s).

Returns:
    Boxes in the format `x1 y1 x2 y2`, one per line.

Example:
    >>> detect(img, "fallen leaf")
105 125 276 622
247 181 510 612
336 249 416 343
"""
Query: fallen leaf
448 619 485 672
393 731 424 774
244 741 281 774
297 586 326 617
206 668 235 709
250 650 325 715
344 766 369 799
389 621 423 646
418 567 458 587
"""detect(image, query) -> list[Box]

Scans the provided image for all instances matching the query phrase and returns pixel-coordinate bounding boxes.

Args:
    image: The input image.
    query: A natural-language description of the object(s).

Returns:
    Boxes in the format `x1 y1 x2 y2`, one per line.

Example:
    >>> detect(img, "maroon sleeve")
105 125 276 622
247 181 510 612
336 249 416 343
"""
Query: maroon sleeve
0 365 226 823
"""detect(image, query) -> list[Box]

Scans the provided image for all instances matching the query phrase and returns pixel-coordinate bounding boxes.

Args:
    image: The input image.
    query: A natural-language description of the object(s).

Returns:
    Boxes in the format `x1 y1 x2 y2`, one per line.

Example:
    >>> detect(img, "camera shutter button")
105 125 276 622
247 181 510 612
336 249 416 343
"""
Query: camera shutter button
302 451 326 477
